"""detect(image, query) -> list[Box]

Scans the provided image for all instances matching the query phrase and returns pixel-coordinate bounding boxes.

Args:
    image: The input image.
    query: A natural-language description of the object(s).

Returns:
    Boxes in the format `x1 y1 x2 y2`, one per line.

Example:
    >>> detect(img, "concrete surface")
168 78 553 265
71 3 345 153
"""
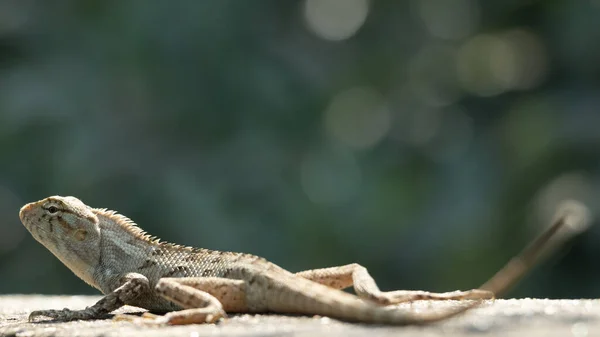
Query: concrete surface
0 295 598 337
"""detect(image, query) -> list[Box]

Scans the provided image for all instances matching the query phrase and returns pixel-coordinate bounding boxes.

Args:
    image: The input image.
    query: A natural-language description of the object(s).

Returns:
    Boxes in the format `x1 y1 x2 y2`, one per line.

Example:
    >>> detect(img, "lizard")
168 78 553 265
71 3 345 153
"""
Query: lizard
18 195 589 325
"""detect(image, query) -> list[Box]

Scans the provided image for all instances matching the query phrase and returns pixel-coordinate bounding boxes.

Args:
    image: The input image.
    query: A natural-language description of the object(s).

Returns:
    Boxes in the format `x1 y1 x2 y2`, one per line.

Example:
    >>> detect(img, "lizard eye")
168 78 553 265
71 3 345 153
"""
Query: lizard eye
47 206 59 214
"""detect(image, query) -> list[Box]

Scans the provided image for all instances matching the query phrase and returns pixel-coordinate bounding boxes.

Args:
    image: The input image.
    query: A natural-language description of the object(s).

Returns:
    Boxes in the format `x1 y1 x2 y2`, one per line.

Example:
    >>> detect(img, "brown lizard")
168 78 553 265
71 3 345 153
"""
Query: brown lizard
19 196 589 325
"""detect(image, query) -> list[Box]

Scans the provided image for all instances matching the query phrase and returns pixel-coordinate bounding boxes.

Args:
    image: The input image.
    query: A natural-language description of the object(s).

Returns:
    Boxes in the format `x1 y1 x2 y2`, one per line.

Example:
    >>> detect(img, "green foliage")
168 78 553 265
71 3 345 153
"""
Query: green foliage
0 0 599 298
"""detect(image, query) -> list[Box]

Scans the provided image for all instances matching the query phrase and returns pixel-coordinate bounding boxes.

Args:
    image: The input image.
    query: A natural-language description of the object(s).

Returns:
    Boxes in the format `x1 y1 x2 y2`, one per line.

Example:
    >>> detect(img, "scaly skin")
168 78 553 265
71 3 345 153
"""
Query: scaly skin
19 196 589 325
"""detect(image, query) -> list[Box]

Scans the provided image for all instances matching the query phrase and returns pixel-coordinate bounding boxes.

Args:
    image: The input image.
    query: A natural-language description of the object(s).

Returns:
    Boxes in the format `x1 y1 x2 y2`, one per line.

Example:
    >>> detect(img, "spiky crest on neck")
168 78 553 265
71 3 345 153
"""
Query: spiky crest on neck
91 207 207 253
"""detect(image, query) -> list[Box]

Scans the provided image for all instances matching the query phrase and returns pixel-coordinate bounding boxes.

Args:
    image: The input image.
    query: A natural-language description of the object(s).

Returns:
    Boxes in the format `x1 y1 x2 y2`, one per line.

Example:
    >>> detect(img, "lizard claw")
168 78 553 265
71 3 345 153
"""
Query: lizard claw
29 308 74 322
28 307 104 322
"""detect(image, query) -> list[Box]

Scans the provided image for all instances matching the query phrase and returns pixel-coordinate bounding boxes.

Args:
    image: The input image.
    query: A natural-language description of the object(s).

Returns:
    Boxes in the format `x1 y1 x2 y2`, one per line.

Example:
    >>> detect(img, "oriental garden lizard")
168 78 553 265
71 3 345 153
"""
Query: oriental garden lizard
19 195 589 325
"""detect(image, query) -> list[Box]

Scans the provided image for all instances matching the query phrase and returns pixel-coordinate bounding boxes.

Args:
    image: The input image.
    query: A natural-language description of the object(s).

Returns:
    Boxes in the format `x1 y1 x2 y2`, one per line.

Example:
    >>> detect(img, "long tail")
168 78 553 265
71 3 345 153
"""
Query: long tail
479 200 590 296
291 200 591 325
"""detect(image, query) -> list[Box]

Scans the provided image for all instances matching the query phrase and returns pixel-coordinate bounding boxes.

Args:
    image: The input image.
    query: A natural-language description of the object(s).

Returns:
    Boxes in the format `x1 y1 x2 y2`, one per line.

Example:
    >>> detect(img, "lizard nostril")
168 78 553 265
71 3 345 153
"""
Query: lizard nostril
19 203 33 223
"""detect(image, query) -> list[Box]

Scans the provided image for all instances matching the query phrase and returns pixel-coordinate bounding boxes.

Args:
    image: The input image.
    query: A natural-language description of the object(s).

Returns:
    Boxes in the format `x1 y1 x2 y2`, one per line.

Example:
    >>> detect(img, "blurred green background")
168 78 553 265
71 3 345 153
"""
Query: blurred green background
1 0 599 299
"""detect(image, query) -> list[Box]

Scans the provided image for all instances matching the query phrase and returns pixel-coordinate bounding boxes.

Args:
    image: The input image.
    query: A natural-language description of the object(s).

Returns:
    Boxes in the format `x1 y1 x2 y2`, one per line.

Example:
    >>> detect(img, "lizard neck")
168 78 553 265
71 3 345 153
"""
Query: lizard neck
92 209 158 292
90 208 210 293
46 240 102 291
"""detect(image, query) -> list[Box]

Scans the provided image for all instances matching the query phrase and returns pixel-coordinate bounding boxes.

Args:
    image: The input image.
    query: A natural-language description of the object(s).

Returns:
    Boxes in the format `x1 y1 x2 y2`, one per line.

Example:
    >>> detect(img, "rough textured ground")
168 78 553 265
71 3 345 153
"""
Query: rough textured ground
0 295 598 337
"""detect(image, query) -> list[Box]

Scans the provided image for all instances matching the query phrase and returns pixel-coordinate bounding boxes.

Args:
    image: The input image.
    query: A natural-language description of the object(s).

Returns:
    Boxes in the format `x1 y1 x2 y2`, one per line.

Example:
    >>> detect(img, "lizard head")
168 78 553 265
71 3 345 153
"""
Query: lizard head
20 196 102 286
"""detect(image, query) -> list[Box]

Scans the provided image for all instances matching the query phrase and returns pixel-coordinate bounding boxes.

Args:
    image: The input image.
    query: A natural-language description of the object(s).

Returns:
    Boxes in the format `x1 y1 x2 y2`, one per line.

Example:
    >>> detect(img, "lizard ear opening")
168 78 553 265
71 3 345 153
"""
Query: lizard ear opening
74 229 87 241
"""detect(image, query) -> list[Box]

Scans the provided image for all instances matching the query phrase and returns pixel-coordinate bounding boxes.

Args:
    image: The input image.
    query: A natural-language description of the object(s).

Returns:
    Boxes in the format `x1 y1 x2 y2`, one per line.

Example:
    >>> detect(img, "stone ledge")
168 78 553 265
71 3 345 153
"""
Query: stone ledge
0 295 597 337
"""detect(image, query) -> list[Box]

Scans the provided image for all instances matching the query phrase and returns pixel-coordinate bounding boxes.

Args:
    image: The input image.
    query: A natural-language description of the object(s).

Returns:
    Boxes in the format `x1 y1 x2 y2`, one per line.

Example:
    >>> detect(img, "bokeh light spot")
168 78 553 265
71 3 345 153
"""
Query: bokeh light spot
303 0 369 41
458 30 548 96
533 172 596 232
457 34 507 97
490 29 548 91
324 87 390 151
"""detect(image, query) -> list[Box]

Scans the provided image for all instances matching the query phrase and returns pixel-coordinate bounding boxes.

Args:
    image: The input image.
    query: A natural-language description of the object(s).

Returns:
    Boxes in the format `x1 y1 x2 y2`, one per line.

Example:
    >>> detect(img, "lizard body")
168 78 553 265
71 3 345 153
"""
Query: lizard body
19 196 588 325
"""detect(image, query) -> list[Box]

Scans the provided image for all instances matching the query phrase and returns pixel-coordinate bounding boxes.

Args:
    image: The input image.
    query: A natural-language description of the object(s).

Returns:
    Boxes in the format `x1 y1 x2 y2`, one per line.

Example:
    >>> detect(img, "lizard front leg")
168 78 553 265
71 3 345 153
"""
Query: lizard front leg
295 264 493 305
29 273 150 322
116 277 246 325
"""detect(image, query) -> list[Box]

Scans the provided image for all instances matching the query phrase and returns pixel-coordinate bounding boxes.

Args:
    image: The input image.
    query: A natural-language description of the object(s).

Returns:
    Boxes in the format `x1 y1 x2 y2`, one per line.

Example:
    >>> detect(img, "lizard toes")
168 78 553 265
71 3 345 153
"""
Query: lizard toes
465 289 495 300
28 309 70 322
141 312 161 319
112 313 136 322
205 309 227 324
113 313 168 326
28 311 44 322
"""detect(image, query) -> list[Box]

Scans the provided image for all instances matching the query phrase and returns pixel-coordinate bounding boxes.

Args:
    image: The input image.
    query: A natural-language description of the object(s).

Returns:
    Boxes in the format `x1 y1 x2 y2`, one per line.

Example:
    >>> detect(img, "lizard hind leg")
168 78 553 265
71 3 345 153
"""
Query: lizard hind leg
295 264 494 306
